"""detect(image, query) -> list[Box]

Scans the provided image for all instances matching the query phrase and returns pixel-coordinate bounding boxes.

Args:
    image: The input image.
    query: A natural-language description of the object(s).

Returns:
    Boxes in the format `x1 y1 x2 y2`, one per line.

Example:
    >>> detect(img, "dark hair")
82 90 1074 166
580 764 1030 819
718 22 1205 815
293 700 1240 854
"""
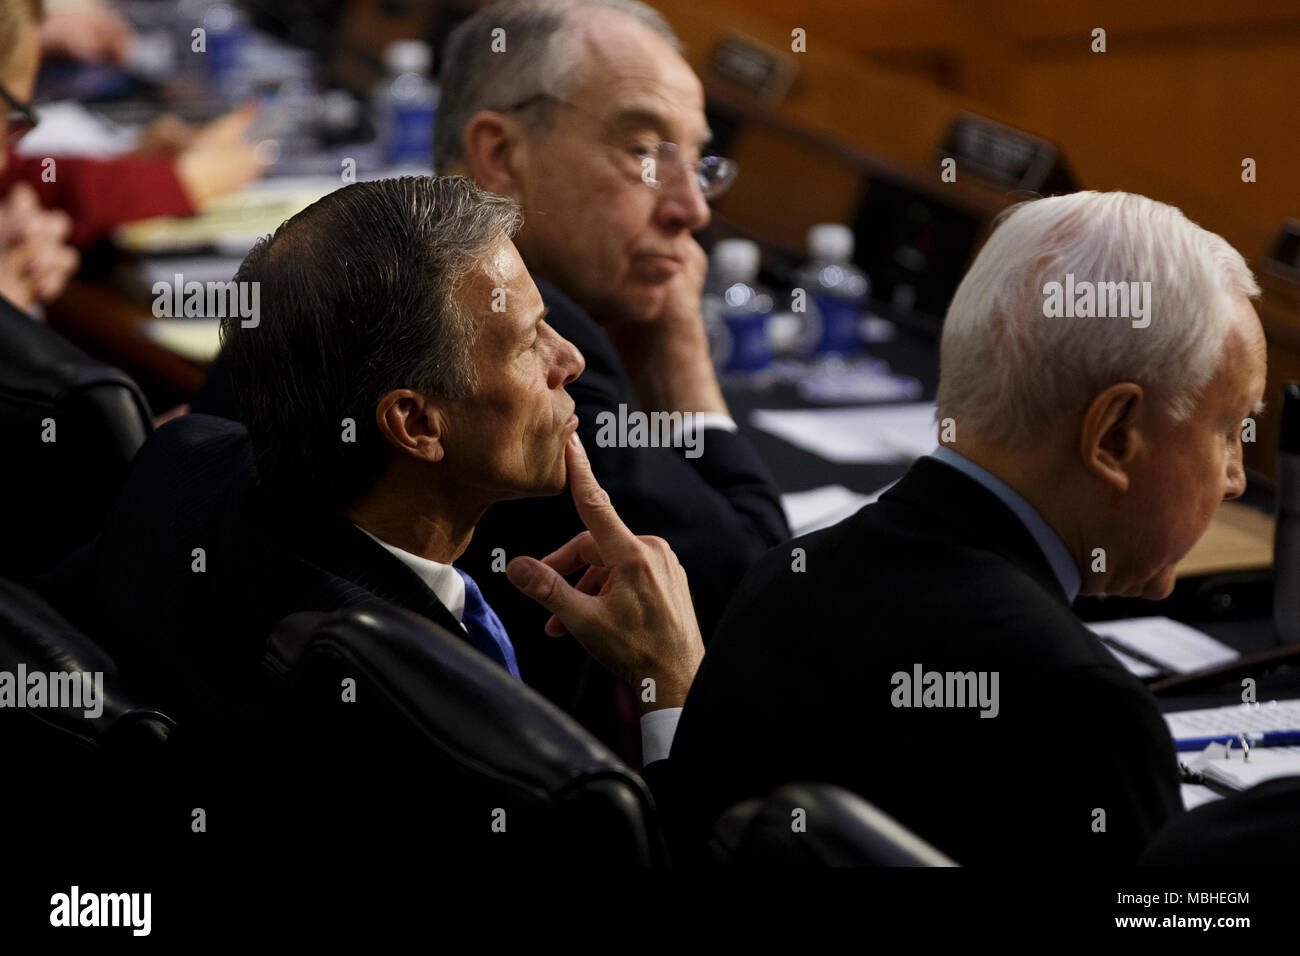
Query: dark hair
221 176 522 509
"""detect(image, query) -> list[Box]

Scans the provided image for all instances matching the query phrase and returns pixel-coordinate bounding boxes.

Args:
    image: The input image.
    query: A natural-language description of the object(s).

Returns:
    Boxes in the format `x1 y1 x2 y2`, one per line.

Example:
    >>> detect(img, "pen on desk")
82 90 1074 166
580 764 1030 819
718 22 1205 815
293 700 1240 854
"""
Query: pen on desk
1174 730 1300 752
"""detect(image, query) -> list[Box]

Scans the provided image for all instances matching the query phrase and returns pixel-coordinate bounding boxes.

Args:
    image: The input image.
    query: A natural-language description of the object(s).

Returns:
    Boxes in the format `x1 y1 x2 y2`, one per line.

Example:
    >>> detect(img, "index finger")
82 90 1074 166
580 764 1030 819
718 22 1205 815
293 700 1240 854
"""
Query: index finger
565 431 635 562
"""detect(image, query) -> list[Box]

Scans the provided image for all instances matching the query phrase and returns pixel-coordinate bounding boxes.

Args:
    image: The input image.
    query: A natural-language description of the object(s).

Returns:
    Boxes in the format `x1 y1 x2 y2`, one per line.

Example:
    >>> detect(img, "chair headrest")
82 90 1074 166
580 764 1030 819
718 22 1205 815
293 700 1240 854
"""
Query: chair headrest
0 576 174 750
710 782 958 866
266 602 647 800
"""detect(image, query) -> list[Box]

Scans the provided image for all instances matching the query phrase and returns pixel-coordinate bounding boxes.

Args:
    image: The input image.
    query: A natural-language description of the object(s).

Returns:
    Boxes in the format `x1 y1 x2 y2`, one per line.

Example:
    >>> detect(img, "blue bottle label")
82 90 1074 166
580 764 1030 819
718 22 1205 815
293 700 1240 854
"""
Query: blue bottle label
722 311 772 372
388 104 436 164
811 293 860 354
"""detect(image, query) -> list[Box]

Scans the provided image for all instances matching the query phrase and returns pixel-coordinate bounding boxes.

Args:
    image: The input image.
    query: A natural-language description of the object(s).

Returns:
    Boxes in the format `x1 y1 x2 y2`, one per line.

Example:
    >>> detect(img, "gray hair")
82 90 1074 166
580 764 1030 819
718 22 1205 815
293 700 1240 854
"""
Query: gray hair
936 191 1259 448
222 176 523 507
433 0 682 170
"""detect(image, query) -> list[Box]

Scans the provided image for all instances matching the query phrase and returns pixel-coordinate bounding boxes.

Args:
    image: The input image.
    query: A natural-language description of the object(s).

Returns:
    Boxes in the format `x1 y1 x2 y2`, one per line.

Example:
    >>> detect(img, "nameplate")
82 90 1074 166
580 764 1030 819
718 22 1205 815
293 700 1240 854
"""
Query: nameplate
705 30 797 102
938 112 1071 193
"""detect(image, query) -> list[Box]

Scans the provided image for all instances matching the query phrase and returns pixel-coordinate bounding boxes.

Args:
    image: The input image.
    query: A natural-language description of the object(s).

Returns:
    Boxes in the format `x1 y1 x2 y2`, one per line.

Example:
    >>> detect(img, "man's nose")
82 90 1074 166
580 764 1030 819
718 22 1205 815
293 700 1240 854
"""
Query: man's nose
1224 454 1247 500
552 336 585 388
654 166 711 233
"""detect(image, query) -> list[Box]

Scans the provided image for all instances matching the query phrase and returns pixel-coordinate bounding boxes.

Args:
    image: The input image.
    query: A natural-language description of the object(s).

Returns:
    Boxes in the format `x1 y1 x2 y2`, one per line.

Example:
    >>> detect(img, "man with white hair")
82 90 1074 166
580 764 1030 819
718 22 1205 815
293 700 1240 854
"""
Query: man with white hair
670 191 1268 865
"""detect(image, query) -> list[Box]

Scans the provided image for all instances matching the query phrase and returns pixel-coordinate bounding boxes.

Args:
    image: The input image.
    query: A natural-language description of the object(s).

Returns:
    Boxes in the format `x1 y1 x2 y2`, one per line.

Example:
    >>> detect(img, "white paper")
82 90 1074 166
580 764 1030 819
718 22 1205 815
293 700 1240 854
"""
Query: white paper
1190 744 1300 792
144 319 223 363
750 403 938 464
16 101 138 159
1088 616 1238 675
781 481 896 536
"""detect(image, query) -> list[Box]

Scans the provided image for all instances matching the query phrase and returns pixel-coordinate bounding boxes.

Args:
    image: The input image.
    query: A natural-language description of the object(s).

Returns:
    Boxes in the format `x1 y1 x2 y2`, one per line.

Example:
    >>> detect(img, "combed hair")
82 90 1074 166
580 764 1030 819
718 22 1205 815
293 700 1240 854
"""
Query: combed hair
0 0 44 68
935 191 1259 447
433 0 681 169
221 176 522 508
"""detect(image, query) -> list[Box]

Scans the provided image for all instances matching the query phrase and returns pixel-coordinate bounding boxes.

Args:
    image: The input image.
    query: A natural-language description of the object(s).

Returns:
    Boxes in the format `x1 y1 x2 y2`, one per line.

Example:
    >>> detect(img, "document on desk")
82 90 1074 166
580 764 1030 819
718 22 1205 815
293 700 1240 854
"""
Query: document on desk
144 319 223 363
750 403 937 464
1187 744 1300 792
781 481 896 536
1087 616 1238 675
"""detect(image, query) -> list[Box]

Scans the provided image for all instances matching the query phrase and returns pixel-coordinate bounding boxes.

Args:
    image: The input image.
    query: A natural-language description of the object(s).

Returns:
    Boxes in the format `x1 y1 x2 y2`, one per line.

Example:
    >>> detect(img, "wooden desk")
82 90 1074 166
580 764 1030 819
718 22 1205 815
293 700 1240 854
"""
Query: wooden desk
46 279 209 410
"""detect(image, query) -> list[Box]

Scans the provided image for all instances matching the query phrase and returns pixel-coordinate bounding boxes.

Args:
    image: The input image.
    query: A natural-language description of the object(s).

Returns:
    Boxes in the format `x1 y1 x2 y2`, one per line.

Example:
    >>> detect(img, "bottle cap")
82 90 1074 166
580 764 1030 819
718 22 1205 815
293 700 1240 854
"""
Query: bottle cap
384 40 432 75
808 223 854 262
713 239 760 282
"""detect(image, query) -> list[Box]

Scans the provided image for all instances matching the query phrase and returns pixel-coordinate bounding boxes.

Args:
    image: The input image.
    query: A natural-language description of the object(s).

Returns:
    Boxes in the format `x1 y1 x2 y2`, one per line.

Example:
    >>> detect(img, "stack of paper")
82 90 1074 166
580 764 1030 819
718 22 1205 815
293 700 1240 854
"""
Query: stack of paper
750 402 937 464
1088 616 1239 678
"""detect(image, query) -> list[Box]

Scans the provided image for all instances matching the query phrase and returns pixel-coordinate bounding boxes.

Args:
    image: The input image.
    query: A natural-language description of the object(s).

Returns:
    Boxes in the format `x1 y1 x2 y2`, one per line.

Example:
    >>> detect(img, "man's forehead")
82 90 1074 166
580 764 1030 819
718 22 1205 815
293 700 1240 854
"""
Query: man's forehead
566 16 706 132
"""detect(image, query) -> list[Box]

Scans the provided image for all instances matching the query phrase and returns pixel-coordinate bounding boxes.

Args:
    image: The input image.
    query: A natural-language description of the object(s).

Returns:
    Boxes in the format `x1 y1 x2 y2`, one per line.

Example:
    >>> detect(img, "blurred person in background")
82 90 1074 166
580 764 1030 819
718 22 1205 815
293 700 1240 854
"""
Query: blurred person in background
1 0 265 253
1 0 77 310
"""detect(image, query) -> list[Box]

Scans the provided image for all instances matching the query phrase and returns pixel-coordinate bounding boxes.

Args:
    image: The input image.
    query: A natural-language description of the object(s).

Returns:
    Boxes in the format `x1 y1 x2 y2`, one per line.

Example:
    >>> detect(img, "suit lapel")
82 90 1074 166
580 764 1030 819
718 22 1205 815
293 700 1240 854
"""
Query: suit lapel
272 501 469 637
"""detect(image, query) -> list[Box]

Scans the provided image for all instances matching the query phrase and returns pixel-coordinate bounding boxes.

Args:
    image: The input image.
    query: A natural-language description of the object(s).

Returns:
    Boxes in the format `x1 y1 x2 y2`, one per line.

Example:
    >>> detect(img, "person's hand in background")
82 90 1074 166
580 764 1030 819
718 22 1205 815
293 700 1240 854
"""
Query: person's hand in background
0 183 79 313
40 0 137 66
507 432 705 712
605 236 728 416
174 104 267 208
132 114 198 156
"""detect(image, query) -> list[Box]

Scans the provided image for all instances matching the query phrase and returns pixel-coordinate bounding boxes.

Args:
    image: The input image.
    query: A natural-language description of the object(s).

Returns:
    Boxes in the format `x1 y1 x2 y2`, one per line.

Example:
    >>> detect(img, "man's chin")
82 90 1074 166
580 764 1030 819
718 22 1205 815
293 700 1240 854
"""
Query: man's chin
1134 567 1178 600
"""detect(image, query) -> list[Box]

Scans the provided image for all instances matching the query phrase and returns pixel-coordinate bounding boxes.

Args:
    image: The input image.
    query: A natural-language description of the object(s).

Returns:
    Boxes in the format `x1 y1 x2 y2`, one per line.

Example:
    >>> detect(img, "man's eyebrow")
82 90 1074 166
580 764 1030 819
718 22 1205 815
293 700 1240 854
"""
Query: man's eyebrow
608 108 712 148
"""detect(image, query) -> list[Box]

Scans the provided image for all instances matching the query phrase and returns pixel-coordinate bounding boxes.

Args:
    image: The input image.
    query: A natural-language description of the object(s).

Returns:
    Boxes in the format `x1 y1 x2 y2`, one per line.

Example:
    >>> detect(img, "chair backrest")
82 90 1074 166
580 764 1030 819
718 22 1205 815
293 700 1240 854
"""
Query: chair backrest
0 575 175 756
709 782 958 866
0 301 152 578
260 602 667 865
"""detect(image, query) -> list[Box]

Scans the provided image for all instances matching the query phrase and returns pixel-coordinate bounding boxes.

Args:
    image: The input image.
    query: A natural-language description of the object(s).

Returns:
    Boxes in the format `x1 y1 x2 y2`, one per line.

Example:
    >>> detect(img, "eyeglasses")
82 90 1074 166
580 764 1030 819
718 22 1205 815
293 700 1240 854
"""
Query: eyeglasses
1 82 37 149
500 93 737 200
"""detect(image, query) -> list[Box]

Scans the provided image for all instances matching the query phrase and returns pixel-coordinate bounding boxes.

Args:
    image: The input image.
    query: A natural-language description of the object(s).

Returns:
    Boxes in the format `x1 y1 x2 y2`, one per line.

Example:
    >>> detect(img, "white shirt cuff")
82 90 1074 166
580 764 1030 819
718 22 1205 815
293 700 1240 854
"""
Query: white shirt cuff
639 707 682 765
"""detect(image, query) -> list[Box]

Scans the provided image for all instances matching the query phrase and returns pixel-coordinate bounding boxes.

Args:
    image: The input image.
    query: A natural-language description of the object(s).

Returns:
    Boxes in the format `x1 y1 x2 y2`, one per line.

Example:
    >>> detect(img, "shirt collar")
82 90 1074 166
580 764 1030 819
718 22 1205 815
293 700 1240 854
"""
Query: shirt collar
352 525 467 622
928 446 1081 603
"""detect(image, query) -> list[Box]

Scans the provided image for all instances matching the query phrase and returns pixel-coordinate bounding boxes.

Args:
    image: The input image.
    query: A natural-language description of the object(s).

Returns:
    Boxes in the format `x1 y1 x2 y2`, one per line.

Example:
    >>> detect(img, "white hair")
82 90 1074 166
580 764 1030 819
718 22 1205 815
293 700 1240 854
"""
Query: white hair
935 191 1259 447
433 0 682 170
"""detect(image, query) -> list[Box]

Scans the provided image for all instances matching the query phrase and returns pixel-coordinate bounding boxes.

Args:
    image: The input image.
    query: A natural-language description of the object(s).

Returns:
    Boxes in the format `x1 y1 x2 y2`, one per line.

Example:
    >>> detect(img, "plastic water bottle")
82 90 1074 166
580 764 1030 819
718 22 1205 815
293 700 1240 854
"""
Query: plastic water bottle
705 239 774 375
795 223 870 355
200 3 248 96
373 41 439 168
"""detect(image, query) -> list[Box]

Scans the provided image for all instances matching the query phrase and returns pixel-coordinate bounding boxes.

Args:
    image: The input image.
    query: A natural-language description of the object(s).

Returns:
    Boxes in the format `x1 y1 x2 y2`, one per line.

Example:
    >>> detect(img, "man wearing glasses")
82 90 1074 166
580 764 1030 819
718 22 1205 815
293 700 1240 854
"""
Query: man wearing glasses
0 0 78 314
431 0 788 752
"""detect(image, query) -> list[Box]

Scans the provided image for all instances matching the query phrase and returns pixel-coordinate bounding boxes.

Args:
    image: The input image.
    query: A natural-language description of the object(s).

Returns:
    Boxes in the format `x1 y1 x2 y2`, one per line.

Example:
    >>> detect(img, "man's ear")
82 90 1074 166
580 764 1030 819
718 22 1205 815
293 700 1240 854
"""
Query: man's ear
1079 382 1145 493
375 390 445 464
461 110 529 200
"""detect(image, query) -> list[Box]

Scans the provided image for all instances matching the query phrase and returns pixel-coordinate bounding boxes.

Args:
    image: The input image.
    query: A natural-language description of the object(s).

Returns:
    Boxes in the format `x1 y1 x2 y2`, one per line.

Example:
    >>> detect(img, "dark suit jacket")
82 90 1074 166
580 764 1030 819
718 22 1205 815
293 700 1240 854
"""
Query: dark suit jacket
49 413 474 740
668 455 1184 865
192 279 790 754
1141 776 1300 866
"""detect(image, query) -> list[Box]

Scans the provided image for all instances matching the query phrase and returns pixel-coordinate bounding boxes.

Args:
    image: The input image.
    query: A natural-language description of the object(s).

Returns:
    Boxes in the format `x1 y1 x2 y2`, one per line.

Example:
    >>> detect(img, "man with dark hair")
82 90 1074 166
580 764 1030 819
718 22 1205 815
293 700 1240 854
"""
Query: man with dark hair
432 0 791 751
194 0 790 755
72 176 705 767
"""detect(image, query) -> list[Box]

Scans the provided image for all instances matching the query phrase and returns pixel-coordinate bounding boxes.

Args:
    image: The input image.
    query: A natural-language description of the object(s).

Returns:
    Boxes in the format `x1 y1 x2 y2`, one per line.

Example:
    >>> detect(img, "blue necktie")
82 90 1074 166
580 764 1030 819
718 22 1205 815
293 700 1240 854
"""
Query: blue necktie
454 568 521 679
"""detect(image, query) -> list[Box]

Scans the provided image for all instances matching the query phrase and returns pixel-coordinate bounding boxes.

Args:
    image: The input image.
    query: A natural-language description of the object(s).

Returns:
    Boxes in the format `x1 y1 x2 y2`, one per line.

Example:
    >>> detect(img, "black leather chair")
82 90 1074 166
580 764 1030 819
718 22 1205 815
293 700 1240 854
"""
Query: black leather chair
0 575 174 756
708 782 958 866
247 602 667 865
0 576 176 851
0 300 152 579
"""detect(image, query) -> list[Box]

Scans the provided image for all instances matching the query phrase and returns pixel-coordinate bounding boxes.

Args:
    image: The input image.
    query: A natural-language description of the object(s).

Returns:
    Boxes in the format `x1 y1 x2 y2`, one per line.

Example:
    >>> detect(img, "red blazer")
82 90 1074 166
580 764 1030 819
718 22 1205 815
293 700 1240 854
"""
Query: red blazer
0 149 194 247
